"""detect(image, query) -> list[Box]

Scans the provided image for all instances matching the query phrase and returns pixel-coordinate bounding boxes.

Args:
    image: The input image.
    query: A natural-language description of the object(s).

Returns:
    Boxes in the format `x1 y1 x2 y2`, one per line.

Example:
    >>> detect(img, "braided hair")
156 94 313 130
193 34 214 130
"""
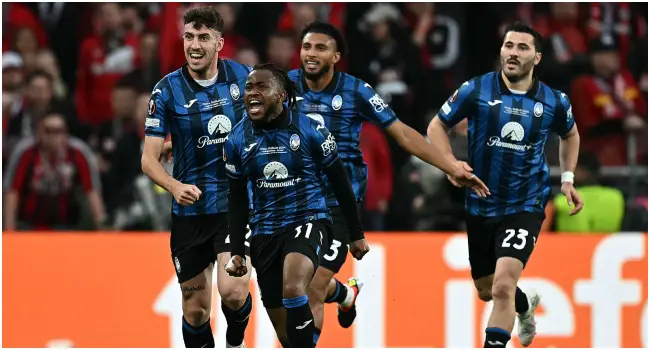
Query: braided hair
252 63 297 110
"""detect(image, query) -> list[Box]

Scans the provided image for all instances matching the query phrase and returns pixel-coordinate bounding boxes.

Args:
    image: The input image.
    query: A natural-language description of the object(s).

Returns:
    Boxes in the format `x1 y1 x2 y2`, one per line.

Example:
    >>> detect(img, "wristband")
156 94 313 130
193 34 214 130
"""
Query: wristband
561 171 574 184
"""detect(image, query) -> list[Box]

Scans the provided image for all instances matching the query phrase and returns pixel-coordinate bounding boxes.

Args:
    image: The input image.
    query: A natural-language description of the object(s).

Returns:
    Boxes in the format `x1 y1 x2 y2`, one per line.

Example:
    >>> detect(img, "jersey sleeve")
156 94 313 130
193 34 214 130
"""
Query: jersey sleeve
356 81 398 129
308 120 339 169
436 80 477 128
551 92 576 139
224 134 244 179
144 82 171 138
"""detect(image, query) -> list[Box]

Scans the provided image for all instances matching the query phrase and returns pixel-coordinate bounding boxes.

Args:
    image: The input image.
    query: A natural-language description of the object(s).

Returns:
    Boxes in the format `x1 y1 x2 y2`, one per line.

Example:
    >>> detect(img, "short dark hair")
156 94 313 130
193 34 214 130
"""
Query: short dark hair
253 63 297 110
300 21 348 57
502 22 544 53
26 69 53 85
183 6 225 34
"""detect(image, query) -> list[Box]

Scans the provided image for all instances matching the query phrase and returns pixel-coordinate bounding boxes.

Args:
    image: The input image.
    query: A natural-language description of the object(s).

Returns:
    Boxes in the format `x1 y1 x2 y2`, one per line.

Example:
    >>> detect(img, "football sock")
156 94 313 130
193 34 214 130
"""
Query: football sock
221 293 252 346
182 317 215 348
515 287 529 314
484 327 510 348
313 327 321 347
283 295 315 348
324 278 348 304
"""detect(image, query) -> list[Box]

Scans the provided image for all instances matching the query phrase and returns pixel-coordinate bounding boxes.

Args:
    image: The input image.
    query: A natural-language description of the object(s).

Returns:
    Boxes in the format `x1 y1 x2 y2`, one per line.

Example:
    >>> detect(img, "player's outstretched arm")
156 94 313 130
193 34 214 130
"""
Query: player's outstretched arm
387 119 460 176
357 80 487 195
226 176 249 276
426 117 490 197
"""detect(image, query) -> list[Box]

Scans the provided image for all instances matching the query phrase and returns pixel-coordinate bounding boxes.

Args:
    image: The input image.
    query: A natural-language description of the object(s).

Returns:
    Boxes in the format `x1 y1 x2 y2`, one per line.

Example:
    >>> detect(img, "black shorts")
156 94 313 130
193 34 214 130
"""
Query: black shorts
465 211 544 280
250 220 327 308
170 213 251 284
319 205 354 273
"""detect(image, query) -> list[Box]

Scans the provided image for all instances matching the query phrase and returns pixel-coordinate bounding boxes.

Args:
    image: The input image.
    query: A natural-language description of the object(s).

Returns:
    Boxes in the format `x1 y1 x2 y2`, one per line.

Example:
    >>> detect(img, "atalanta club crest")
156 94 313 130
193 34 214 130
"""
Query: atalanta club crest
290 134 301 151
230 84 240 100
332 95 342 110
534 102 543 117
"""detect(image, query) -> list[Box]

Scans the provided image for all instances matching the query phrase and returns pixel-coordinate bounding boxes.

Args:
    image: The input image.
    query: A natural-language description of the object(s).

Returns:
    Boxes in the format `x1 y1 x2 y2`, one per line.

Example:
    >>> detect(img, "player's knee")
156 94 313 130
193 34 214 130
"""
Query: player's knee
183 304 210 326
491 278 516 301
283 281 308 299
219 285 248 309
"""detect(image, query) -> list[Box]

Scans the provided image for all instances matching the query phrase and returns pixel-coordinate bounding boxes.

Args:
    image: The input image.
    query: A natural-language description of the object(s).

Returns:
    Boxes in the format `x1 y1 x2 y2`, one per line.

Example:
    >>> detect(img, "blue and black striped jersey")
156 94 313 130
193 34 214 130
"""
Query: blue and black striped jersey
437 71 575 217
224 109 339 236
288 69 398 207
144 59 252 216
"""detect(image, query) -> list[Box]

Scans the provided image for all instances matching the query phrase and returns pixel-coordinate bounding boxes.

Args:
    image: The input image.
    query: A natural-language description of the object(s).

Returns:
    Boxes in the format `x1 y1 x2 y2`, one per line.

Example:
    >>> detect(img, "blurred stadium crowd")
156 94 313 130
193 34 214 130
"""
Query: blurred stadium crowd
2 2 648 233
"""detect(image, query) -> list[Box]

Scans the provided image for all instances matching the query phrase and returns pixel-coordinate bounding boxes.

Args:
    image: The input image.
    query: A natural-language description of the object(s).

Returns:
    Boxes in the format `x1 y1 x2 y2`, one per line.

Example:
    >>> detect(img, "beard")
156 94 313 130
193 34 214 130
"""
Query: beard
501 58 535 83
301 62 331 81
187 46 217 75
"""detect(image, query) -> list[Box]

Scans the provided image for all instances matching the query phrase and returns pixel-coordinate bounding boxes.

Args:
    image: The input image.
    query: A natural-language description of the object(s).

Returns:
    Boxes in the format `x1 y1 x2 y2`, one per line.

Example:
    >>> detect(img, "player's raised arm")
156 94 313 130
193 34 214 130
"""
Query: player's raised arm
224 135 249 268
310 121 368 260
554 93 583 215
141 85 201 205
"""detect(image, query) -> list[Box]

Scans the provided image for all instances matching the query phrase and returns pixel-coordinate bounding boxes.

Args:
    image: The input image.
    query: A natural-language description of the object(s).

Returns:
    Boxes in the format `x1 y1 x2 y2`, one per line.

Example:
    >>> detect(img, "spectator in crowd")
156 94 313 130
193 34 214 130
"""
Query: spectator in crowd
3 112 106 231
103 92 150 215
627 34 648 95
2 51 25 95
235 45 259 68
75 3 139 128
123 31 161 93
352 4 420 105
22 3 85 91
35 49 69 99
88 75 140 187
542 151 625 233
360 122 393 231
5 70 78 157
121 3 145 35
266 31 297 71
570 36 647 166
213 3 249 60
2 3 48 53
534 2 590 94
585 2 647 65
13 27 41 73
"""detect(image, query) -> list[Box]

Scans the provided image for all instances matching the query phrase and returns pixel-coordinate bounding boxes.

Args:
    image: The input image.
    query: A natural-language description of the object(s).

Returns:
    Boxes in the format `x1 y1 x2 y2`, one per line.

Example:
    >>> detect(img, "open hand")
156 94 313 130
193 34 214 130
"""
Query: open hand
561 182 584 216
448 161 490 198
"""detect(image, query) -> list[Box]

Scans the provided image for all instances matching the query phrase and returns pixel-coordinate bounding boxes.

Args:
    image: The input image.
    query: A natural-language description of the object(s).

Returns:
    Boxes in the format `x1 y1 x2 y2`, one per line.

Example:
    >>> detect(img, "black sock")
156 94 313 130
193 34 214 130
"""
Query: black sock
515 287 529 314
182 317 215 348
283 295 315 348
324 278 348 304
313 327 321 347
221 293 252 346
484 327 510 348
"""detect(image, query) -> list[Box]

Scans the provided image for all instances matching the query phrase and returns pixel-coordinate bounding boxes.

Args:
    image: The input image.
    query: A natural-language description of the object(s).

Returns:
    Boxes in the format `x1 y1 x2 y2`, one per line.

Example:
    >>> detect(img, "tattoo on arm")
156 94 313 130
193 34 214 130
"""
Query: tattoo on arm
181 285 207 293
